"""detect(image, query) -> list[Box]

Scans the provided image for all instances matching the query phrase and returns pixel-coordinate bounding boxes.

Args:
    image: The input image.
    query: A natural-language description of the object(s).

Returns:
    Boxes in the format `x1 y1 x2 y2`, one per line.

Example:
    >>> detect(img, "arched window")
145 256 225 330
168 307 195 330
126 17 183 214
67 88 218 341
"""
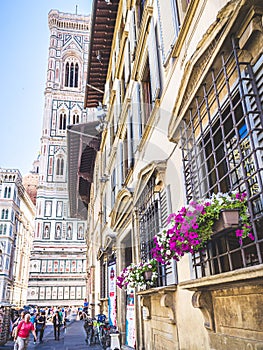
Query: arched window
64 60 79 88
56 159 61 175
56 158 64 176
70 63 74 87
73 114 79 124
0 224 2 234
65 62 69 86
8 187 11 198
59 113 66 130
75 63 79 87
5 210 8 220
3 224 7 234
1 210 4 219
60 159 64 175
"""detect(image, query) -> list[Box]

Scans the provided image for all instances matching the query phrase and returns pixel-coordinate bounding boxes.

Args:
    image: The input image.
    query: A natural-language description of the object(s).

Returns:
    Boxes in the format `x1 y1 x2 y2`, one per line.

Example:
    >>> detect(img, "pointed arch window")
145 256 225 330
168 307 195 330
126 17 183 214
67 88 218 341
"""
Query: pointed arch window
59 113 67 130
74 63 79 87
56 158 64 176
1 210 4 219
64 61 79 88
73 114 79 124
65 62 69 86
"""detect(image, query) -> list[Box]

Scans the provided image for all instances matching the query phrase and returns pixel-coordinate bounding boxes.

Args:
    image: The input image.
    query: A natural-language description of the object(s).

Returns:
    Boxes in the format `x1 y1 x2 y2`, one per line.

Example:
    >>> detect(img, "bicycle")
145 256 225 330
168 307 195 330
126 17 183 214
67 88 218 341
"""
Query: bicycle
83 314 107 347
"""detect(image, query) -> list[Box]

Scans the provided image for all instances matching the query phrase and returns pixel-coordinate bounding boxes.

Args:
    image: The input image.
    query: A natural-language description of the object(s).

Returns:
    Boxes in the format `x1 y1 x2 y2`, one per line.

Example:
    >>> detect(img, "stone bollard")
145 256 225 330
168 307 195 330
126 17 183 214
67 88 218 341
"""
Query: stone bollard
110 332 120 349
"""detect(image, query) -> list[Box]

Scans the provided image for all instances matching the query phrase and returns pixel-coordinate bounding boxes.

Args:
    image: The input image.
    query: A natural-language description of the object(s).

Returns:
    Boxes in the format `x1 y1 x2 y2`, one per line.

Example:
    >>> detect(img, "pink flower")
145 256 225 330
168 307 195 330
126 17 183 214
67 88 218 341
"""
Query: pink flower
248 233 255 241
235 229 243 237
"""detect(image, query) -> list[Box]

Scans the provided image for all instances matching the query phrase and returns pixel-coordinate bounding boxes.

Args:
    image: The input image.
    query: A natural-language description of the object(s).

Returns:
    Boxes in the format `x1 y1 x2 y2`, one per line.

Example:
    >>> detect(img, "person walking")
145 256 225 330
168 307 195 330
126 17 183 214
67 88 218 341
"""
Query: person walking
52 310 62 340
34 311 46 343
13 313 37 350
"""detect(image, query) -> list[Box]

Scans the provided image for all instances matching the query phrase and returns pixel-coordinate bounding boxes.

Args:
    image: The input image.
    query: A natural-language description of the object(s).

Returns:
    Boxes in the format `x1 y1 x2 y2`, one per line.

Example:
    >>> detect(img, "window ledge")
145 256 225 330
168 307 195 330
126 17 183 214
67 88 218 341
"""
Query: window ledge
179 264 263 291
136 284 177 296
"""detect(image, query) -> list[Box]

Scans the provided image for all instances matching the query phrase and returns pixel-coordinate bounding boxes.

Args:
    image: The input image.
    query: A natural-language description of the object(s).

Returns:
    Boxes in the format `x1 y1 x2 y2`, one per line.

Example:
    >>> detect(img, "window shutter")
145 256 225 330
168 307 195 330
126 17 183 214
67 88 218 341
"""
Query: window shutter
127 109 134 169
116 80 121 120
132 82 142 150
129 8 137 60
147 18 161 101
157 0 179 63
117 141 124 189
161 185 178 285
124 40 131 84
246 55 263 165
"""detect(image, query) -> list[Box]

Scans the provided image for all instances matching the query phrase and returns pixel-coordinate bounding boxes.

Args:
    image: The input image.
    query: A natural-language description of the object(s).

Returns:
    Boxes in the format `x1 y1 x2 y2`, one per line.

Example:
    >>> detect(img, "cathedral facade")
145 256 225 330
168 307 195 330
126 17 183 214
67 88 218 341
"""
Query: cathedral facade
27 10 90 307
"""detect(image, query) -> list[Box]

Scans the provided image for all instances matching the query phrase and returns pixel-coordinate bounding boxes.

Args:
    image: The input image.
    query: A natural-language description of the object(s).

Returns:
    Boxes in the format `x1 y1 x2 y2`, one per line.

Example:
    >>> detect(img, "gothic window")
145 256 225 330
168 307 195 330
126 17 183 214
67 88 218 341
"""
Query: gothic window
59 113 66 130
65 60 79 88
65 62 69 86
180 42 263 278
74 63 79 87
56 158 64 176
72 114 79 124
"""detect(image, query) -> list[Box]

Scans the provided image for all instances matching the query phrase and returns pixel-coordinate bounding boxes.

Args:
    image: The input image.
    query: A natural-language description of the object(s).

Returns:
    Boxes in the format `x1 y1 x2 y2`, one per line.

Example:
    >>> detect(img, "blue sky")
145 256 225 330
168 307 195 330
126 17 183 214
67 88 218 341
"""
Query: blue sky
0 0 92 175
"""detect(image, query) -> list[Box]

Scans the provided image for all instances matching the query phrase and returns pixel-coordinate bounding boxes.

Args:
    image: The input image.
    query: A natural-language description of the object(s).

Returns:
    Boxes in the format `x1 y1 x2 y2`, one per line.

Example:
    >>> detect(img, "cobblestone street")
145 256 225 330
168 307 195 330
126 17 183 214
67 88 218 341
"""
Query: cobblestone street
0 319 104 350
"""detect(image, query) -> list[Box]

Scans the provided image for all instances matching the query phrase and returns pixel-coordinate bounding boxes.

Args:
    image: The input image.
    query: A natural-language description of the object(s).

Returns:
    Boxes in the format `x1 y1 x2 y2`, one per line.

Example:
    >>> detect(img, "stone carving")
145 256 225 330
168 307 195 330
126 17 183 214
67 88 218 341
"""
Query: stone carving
192 290 215 331
160 292 176 324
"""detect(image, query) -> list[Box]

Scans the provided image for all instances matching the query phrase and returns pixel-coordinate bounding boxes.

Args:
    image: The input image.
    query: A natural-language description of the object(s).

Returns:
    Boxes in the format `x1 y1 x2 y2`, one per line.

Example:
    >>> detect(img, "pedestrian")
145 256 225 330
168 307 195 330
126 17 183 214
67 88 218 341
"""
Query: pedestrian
35 311 46 343
13 313 37 350
52 310 62 340
12 311 26 339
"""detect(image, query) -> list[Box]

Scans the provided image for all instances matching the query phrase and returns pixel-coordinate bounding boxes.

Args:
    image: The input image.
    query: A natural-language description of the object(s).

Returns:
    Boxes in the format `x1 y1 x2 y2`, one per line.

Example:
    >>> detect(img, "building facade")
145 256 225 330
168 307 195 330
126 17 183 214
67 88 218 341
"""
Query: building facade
0 168 35 345
74 0 263 349
27 10 91 307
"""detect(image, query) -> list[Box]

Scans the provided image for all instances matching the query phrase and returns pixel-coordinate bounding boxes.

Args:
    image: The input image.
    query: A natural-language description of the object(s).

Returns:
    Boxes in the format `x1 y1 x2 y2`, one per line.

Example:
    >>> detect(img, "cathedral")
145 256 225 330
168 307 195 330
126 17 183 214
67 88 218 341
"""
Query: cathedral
27 9 91 307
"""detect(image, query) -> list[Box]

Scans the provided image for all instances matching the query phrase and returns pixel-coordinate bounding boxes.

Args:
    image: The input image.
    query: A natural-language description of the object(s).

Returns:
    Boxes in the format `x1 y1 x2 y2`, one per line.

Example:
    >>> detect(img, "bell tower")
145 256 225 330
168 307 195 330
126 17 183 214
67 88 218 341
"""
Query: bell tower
27 10 90 306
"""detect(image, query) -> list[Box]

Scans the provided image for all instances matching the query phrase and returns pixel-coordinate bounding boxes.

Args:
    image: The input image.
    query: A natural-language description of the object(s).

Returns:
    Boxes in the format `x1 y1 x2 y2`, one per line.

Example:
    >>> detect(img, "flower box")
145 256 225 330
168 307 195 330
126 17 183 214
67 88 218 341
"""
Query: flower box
212 209 240 234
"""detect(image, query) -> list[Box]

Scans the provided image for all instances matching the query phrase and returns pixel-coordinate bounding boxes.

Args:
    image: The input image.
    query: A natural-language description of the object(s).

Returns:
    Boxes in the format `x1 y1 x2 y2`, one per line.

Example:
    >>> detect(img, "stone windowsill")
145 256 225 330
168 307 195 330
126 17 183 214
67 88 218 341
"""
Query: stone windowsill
136 284 177 296
179 264 263 291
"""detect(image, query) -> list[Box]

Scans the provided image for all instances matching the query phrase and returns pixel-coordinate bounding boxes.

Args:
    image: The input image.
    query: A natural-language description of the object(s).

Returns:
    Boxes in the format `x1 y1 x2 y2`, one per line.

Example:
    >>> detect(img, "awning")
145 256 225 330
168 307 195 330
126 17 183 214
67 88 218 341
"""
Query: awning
67 122 101 219
84 0 119 108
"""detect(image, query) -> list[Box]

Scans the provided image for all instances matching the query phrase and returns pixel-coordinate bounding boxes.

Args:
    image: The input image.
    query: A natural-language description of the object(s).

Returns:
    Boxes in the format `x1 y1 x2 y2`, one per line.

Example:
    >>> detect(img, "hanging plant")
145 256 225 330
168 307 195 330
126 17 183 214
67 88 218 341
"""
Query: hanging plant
117 259 158 290
152 192 254 264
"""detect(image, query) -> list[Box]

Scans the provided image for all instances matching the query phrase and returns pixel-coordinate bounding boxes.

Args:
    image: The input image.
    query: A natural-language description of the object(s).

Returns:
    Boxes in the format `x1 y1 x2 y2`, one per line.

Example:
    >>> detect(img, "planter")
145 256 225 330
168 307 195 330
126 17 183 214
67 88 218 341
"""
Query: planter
213 209 240 234
143 270 153 282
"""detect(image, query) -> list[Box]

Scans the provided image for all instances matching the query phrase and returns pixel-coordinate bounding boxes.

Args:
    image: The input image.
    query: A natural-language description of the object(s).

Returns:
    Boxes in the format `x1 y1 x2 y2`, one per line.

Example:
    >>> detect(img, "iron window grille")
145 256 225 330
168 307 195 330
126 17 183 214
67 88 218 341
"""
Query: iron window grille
179 37 263 279
138 174 175 286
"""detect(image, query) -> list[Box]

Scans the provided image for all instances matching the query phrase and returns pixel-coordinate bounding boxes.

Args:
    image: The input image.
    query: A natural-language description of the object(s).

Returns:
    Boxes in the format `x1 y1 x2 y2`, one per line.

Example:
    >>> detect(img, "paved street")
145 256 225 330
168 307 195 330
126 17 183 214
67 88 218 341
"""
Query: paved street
0 319 104 350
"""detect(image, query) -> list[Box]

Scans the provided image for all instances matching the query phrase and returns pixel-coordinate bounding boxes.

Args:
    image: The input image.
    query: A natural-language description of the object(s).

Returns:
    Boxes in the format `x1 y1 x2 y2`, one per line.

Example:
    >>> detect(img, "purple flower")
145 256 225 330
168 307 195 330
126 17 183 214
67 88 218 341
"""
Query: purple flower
235 229 243 237
248 233 255 241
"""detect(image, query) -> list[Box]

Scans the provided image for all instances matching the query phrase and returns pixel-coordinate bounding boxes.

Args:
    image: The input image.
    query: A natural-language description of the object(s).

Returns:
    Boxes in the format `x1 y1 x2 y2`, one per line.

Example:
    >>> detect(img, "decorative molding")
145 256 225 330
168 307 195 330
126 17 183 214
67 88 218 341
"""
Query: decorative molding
160 292 176 324
192 291 215 331
141 295 151 320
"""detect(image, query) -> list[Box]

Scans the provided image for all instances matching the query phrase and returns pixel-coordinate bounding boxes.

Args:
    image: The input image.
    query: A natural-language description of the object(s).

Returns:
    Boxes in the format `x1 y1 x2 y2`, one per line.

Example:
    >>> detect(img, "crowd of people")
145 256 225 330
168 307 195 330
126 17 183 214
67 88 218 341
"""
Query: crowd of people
10 306 73 350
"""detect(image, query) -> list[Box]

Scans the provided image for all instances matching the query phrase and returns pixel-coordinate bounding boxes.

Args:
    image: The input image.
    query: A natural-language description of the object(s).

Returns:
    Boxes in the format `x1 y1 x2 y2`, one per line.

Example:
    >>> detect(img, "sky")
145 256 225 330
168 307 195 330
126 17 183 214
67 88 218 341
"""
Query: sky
0 0 92 176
